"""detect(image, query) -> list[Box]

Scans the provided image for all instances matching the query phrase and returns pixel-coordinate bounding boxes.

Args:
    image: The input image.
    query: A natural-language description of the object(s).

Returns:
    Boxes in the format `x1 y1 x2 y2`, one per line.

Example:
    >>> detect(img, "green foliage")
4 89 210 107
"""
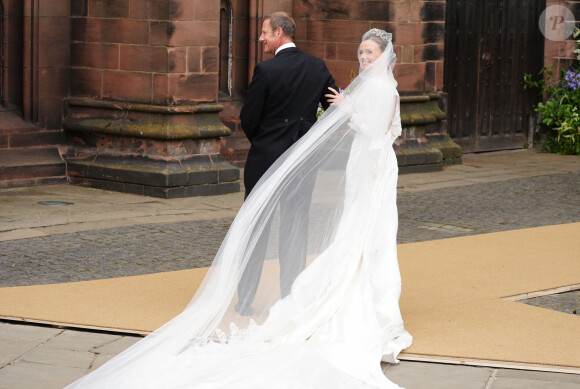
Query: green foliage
523 63 580 155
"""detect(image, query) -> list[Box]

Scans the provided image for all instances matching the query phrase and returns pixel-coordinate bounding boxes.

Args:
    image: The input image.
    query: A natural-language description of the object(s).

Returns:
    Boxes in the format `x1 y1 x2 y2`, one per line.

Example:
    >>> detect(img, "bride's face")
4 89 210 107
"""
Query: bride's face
358 40 382 70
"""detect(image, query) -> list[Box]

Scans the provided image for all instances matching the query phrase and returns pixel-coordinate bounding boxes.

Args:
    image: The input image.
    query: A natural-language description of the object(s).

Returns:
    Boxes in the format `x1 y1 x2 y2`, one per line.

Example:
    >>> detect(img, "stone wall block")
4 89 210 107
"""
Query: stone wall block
166 73 218 103
38 41 70 68
262 0 293 15
70 68 102 98
72 18 149 44
190 0 219 21
187 47 202 73
422 22 445 44
410 2 422 23
129 0 170 20
152 74 170 105
232 63 249 99
294 18 308 40
325 42 338 60
296 41 326 58
72 0 89 17
414 44 444 62
325 60 360 89
336 42 359 62
38 16 69 42
401 45 414 63
435 61 444 91
202 47 219 73
420 1 446 22
293 0 350 20
394 63 426 92
351 1 391 22
168 21 219 46
425 61 435 91
102 71 152 103
71 43 119 69
120 45 169 72
38 0 69 16
38 68 69 99
390 1 413 23
390 23 423 45
90 0 130 18
168 47 187 73
36 98 67 129
307 20 369 43
149 21 171 45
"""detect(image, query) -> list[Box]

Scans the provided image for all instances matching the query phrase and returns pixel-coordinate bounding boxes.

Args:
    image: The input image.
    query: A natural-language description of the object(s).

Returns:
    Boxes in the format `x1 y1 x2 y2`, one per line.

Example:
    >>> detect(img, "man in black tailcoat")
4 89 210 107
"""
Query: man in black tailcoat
237 11 338 313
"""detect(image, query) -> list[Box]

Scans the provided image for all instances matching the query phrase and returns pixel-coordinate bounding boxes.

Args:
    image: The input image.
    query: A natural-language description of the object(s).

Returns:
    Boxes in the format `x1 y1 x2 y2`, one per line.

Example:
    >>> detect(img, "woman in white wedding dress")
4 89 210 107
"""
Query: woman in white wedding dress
66 28 412 389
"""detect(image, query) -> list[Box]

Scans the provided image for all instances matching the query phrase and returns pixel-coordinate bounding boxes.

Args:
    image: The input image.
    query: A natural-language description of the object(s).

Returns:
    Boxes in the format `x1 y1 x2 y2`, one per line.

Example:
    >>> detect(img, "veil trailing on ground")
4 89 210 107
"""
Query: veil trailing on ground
67 29 410 389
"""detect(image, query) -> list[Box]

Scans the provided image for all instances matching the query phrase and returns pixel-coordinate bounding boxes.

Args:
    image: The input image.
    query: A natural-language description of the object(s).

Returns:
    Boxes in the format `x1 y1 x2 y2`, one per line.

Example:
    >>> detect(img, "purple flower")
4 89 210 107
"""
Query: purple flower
564 69 580 91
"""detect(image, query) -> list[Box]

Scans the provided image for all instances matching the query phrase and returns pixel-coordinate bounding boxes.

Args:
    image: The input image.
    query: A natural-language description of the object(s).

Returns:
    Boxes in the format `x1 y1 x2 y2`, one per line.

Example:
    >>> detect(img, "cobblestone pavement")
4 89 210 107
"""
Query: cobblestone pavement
520 290 580 316
1 171 578 288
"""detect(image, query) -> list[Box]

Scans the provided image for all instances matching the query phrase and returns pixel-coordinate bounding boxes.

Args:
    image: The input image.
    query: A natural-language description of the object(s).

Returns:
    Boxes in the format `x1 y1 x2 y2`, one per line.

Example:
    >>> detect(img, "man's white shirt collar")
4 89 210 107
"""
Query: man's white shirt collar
275 42 296 55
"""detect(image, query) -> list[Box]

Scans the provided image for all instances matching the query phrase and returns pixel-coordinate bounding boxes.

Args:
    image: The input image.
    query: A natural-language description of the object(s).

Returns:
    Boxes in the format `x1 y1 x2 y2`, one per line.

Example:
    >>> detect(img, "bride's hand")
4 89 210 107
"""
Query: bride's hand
325 87 345 106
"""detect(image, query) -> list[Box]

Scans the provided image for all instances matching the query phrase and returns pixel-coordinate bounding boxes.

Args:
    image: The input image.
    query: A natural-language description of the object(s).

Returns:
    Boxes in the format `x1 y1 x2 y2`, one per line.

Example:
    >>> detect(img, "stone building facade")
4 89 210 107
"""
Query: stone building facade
0 0 578 196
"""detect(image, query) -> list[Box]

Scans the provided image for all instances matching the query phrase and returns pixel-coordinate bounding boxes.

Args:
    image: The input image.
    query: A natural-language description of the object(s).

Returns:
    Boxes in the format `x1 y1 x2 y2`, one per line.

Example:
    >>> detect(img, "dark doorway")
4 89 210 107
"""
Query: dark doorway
444 0 545 152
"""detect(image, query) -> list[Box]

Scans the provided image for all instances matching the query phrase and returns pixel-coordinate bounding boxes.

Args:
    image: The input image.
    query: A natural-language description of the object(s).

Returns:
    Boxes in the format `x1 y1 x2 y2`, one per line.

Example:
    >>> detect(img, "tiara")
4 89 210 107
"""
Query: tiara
362 28 392 44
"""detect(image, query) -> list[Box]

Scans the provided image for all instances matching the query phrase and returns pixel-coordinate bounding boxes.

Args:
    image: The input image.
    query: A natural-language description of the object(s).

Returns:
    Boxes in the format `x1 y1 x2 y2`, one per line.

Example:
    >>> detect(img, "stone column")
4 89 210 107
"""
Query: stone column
64 0 239 198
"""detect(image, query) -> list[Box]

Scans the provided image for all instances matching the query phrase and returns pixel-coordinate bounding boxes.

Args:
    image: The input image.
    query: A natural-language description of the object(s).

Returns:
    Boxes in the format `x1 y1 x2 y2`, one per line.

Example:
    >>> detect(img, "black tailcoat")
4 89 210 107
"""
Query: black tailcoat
240 47 337 196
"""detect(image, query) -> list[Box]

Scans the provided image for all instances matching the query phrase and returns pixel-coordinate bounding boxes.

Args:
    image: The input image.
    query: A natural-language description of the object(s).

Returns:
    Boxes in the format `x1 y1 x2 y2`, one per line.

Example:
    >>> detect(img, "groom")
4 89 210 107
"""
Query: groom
237 12 337 313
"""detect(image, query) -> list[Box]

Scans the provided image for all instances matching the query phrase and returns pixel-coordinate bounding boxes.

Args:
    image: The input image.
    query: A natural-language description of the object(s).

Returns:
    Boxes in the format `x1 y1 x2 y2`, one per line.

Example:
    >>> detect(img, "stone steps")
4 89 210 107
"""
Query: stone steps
0 112 67 188
0 111 66 150
0 147 67 188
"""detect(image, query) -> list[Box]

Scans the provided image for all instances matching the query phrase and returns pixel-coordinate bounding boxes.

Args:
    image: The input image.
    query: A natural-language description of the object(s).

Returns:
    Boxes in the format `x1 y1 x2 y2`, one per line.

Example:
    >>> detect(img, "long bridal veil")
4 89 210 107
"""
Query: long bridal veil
67 29 411 389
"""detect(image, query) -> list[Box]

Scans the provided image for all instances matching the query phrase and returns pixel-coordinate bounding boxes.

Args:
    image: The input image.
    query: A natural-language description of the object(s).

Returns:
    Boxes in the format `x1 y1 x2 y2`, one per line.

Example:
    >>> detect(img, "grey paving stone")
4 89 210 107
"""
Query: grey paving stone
490 377 580 389
0 322 62 341
90 353 115 370
0 337 44 366
20 346 94 369
0 362 86 389
383 361 493 389
44 330 121 352
495 369 580 384
92 335 142 355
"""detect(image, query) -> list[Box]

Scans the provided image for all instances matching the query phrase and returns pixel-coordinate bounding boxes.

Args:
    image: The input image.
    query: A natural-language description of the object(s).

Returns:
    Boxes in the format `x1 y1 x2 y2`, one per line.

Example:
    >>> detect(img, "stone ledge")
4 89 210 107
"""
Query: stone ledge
425 134 463 165
67 153 240 199
64 98 231 140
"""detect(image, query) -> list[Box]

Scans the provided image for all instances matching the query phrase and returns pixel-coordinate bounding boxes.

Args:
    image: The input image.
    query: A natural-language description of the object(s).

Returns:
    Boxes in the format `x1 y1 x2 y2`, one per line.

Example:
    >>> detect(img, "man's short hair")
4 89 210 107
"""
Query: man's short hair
264 12 296 40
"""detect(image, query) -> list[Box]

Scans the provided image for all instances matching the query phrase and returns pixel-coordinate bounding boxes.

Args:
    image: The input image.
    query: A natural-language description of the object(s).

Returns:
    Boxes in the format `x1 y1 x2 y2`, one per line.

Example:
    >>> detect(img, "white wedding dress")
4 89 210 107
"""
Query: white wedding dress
66 30 412 389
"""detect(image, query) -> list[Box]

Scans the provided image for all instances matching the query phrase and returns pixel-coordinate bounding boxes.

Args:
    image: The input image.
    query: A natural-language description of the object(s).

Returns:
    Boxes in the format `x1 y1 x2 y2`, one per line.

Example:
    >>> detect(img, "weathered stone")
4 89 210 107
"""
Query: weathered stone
63 98 240 198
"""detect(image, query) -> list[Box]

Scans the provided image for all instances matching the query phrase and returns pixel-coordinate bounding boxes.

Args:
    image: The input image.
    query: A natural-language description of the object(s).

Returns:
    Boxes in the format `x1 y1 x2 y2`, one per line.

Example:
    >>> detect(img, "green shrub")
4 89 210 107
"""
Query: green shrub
523 27 580 155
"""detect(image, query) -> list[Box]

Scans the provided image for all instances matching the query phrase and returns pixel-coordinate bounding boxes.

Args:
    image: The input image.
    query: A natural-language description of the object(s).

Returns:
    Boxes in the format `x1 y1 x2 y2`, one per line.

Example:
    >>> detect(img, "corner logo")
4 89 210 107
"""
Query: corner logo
539 5 576 41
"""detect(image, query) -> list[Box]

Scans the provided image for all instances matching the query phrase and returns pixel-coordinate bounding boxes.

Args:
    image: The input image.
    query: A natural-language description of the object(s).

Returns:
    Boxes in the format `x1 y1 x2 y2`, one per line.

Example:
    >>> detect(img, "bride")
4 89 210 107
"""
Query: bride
66 28 412 389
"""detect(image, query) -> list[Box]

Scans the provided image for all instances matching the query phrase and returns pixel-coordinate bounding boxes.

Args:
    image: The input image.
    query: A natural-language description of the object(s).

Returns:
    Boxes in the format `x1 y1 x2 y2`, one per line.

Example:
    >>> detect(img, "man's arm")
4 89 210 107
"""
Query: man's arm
240 65 268 142
318 64 338 111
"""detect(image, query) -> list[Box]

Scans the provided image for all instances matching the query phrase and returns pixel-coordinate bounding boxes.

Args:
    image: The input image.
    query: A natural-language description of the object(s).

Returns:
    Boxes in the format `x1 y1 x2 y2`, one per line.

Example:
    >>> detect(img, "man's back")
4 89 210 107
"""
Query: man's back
241 48 336 196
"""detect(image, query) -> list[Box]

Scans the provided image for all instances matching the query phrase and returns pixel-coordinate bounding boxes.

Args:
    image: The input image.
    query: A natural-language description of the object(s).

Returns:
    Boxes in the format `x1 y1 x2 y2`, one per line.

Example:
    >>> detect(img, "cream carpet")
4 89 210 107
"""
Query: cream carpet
1 223 578 370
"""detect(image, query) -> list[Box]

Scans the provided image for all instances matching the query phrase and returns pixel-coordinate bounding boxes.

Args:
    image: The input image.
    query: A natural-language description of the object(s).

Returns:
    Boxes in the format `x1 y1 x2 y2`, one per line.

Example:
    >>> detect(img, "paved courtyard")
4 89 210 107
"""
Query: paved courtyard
0 150 579 388
1 172 578 287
